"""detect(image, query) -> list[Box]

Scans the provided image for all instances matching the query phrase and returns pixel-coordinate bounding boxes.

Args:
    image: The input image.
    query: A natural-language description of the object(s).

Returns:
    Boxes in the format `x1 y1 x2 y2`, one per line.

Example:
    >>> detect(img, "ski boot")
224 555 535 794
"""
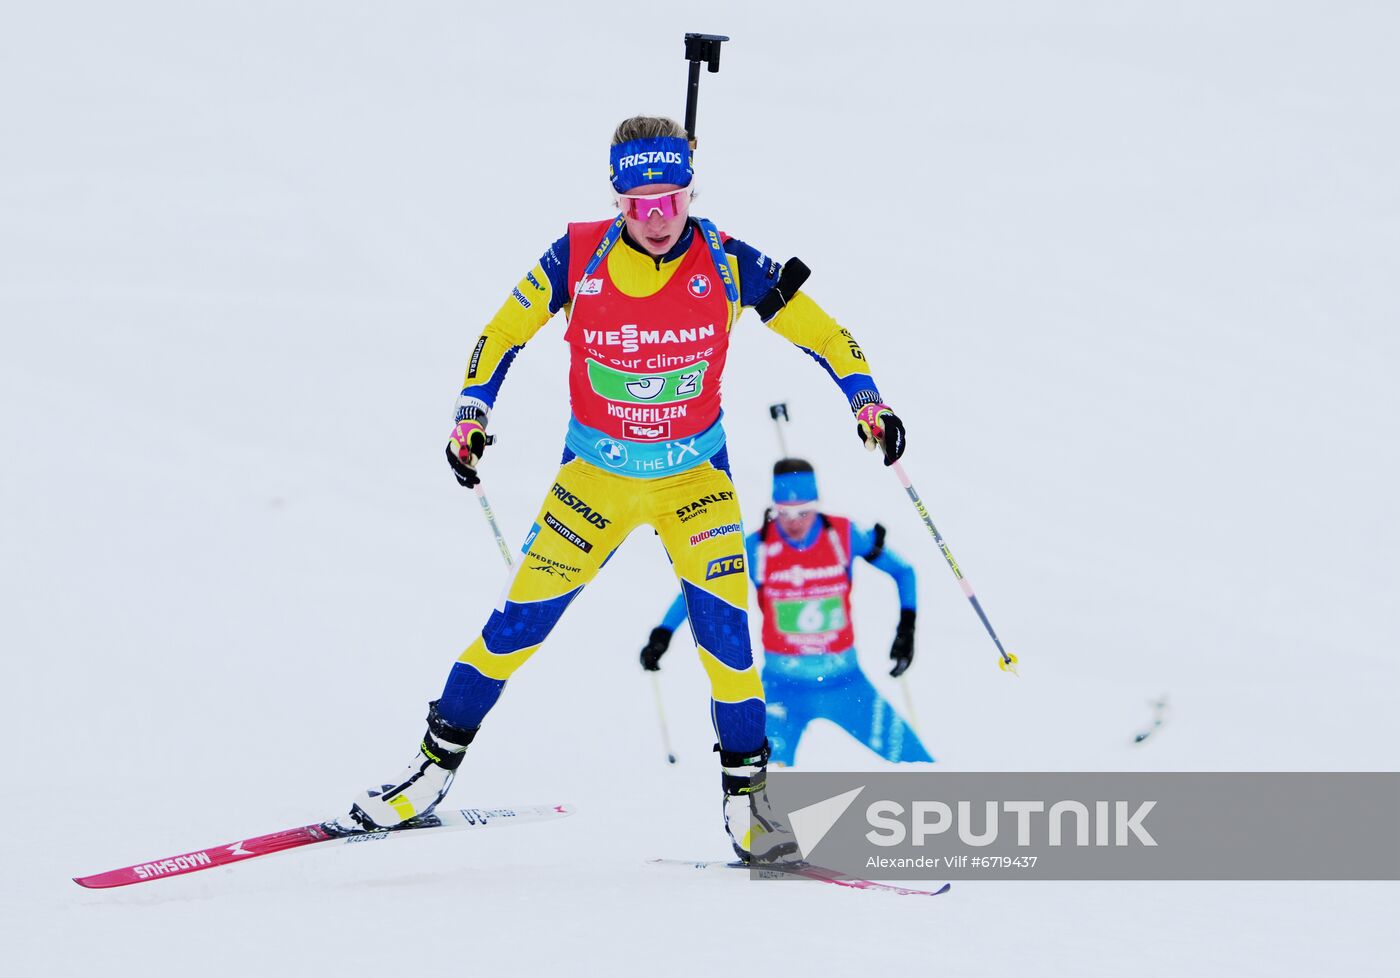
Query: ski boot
719 740 799 865
344 700 478 830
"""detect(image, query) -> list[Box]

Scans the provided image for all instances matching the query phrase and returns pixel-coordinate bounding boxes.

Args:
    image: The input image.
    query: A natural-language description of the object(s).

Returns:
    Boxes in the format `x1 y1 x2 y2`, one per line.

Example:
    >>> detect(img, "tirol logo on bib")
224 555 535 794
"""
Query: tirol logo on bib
564 219 733 444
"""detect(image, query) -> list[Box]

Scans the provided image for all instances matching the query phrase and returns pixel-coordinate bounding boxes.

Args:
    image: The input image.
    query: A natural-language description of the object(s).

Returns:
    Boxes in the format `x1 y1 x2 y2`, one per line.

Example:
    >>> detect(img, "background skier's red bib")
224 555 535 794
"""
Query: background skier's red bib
759 516 857 655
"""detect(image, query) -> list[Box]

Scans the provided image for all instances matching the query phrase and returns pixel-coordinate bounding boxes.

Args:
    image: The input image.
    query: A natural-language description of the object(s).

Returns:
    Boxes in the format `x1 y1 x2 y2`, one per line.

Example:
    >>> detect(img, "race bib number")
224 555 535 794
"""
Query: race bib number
586 358 708 405
774 597 847 635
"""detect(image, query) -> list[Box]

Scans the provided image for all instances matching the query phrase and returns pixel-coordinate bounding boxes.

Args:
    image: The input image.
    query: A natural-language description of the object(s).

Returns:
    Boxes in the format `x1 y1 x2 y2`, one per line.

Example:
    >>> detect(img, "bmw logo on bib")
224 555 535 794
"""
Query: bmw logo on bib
596 438 629 468
687 274 711 298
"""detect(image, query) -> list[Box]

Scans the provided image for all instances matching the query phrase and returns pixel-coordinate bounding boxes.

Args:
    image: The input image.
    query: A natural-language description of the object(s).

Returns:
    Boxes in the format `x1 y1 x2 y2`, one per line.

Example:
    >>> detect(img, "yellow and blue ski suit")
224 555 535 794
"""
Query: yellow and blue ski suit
437 217 887 752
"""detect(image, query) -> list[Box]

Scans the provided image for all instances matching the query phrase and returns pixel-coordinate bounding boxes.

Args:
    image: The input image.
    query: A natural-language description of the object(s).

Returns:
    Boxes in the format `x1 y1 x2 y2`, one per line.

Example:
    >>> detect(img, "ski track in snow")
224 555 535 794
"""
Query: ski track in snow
3 2 1398 975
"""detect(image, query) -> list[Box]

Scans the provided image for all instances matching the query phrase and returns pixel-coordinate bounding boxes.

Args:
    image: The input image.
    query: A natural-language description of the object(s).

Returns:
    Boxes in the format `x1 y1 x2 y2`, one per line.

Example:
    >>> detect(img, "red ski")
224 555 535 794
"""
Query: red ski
74 803 575 889
648 858 950 896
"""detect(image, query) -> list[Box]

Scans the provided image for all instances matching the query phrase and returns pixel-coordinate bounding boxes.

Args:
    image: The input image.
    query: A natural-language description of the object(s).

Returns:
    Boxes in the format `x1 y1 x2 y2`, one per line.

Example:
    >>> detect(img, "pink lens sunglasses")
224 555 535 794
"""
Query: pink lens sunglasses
617 187 692 221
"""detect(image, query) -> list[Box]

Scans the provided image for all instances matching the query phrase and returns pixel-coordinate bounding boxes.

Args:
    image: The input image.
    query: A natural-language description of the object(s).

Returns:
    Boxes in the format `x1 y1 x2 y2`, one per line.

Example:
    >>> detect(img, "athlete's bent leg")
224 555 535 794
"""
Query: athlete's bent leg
652 463 765 752
347 461 637 828
652 461 787 860
759 660 813 767
825 661 935 763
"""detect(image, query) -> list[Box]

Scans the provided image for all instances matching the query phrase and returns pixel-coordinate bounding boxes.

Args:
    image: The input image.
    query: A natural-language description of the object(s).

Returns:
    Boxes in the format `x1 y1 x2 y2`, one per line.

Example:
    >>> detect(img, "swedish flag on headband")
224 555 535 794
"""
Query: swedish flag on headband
609 136 693 192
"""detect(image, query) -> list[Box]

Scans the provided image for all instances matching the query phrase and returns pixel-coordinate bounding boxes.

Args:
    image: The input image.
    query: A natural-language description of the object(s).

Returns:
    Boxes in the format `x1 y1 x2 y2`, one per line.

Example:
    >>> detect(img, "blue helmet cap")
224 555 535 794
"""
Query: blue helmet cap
609 136 693 193
772 459 818 504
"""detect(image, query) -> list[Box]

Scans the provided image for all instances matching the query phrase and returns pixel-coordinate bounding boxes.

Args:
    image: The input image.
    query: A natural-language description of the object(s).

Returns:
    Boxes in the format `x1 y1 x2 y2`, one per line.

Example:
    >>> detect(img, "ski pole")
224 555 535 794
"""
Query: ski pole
650 672 678 764
897 676 921 731
474 483 514 570
781 404 929 728
768 402 790 456
890 461 1019 675
682 33 729 146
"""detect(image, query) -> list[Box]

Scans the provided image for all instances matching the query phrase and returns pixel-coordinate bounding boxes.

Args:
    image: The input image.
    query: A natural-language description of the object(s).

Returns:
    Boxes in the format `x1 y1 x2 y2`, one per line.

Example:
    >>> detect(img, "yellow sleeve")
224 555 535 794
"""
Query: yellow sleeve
457 263 558 412
764 292 883 409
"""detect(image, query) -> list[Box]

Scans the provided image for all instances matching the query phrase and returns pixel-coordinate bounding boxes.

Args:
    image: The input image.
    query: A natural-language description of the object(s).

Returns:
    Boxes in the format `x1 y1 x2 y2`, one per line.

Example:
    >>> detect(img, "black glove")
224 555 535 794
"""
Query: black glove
446 410 489 488
855 403 907 466
889 608 916 677
640 626 673 671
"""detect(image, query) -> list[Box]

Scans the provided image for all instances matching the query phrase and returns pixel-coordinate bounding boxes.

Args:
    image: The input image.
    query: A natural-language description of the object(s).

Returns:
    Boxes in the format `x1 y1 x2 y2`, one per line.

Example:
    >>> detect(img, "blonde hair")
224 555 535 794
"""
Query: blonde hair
611 116 687 145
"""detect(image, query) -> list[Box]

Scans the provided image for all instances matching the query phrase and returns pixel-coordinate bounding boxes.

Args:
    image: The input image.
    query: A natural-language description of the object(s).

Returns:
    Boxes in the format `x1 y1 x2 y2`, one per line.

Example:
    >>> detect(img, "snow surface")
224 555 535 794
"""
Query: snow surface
3 1 1398 975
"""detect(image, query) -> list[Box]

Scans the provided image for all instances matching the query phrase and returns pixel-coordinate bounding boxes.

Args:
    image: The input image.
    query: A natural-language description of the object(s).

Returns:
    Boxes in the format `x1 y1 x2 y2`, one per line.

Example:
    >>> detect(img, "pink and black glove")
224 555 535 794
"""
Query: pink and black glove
855 402 907 466
446 408 489 488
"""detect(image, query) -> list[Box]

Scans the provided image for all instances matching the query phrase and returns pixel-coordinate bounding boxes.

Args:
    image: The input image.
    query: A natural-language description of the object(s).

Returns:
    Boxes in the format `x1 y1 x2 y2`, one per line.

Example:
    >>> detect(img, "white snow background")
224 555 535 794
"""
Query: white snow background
2 1 1397 975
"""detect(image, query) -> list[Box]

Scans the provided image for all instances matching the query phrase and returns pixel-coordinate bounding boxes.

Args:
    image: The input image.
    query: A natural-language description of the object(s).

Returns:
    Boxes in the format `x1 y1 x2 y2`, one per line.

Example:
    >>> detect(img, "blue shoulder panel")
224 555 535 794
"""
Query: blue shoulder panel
540 233 572 315
722 236 783 309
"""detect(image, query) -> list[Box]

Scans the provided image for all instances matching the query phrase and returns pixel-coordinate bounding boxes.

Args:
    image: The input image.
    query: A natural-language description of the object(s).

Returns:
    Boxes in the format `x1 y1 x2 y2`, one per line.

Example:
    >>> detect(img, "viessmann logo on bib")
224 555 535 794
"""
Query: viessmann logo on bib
582 324 715 355
766 564 845 587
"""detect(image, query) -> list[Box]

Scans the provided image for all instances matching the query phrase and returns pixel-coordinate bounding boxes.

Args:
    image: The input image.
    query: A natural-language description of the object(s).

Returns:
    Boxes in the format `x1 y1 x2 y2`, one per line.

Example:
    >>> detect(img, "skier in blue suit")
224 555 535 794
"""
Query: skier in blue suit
642 458 933 765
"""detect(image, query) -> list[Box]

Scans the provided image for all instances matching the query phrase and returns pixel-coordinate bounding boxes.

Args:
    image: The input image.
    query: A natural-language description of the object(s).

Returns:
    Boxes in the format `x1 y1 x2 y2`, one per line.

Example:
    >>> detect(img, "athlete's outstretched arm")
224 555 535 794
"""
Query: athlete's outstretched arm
659 592 688 632
722 237 885 413
744 529 764 590
852 523 917 611
454 235 572 419
651 528 764 635
853 522 919 676
639 592 688 672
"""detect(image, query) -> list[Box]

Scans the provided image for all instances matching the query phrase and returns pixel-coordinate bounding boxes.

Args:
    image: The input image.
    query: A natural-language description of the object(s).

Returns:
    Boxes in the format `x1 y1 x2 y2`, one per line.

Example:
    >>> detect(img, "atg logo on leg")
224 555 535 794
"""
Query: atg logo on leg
705 554 745 580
